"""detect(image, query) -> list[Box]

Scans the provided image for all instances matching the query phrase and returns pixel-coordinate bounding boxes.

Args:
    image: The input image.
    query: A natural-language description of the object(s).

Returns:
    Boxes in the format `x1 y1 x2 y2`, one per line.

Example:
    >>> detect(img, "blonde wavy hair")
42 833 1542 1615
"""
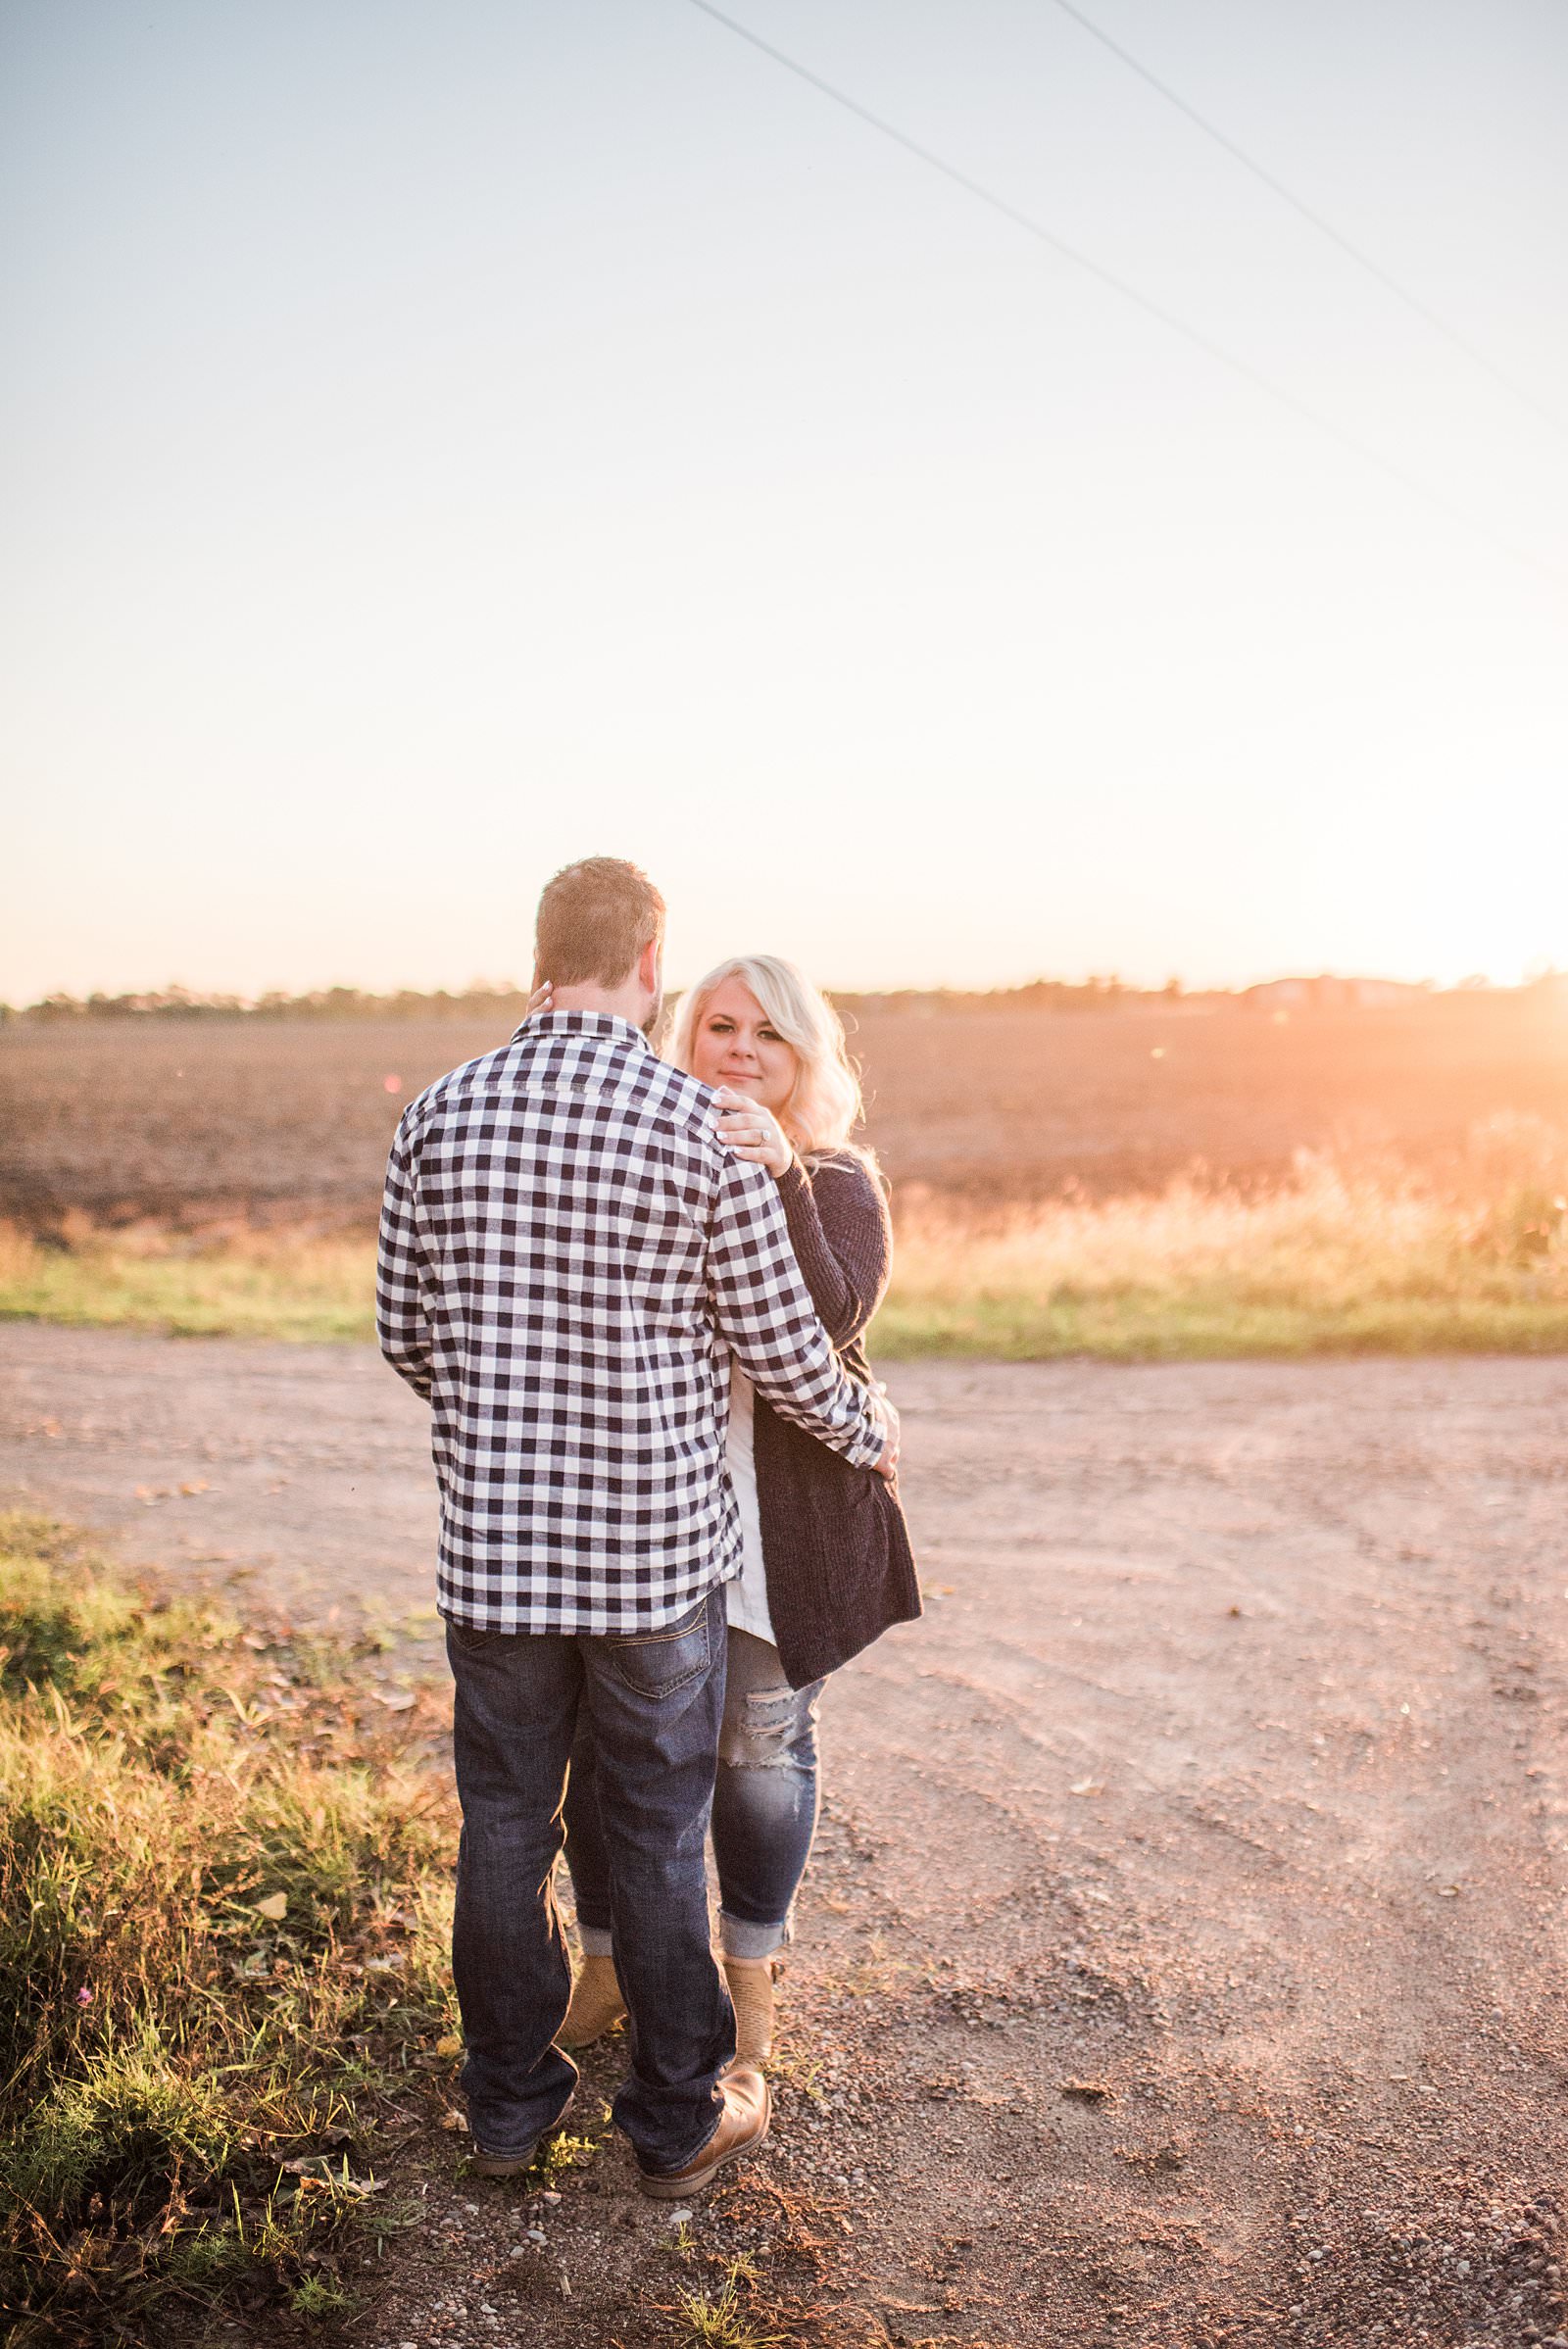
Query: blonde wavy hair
669 954 865 1159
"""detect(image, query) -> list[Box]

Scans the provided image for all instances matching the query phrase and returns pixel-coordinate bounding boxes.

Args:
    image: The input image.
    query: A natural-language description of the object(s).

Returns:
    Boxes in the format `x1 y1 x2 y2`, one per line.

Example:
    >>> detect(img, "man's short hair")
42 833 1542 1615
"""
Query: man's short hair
535 857 666 989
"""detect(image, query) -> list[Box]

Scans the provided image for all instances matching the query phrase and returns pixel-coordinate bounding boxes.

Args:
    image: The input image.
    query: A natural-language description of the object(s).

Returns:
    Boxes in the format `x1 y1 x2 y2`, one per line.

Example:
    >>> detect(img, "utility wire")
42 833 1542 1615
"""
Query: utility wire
1044 0 1565 440
684 0 1565 591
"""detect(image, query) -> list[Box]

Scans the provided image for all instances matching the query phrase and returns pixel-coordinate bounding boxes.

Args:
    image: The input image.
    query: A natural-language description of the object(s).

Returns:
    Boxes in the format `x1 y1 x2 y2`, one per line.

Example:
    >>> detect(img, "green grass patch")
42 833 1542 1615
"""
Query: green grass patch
873 1286 1568 1359
0 1514 459 2342
0 1224 374 1343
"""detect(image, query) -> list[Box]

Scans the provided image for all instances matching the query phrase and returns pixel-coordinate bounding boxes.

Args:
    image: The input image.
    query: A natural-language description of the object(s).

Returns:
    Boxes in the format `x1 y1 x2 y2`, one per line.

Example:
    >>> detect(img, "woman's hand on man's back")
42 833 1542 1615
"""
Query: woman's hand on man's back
872 1388 901 1481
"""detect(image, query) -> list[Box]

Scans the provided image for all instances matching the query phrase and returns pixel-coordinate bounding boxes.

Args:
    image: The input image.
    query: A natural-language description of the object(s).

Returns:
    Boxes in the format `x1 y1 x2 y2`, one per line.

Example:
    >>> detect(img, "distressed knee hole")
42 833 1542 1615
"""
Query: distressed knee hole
718 1686 803 1771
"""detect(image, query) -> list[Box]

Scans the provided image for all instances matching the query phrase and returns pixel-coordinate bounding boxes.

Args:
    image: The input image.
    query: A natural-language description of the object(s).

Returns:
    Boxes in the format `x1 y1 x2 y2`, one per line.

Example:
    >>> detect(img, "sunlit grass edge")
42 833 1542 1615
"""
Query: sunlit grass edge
0 1223 375 1343
872 1290 1568 1359
3 1144 1567 1358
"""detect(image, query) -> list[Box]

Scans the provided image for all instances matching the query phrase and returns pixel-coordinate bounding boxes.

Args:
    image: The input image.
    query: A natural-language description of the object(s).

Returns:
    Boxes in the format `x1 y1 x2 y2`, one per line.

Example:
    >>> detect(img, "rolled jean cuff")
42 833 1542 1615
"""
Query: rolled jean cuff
576 1923 614 1959
719 1907 789 1961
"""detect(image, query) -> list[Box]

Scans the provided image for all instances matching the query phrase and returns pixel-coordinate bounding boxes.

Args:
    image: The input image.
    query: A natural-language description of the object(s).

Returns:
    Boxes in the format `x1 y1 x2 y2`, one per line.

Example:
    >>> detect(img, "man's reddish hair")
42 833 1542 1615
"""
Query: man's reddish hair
534 857 666 989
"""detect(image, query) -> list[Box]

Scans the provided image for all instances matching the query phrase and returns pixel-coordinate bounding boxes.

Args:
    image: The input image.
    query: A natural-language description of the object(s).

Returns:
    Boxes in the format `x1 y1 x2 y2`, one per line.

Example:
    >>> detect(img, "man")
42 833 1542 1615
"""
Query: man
376 856 896 2197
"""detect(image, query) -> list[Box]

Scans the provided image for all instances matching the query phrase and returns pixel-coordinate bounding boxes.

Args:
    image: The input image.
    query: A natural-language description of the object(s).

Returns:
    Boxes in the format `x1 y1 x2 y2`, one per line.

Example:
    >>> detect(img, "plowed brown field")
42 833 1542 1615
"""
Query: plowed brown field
3 991 1567 1229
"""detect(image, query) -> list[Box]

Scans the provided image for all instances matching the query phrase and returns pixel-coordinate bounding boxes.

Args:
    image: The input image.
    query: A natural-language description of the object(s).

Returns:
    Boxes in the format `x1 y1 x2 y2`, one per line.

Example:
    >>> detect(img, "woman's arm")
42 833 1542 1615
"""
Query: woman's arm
774 1153 891 1346
709 1093 891 1346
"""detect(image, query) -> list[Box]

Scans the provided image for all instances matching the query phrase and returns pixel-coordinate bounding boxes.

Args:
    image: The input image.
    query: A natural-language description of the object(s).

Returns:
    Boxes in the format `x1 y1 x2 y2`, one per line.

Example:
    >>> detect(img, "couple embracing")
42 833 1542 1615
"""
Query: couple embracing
376 856 918 2197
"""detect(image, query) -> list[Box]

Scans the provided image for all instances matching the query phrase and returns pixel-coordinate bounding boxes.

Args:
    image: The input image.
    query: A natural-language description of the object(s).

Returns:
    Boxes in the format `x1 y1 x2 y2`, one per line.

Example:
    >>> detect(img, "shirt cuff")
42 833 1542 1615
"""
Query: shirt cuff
847 1390 887 1469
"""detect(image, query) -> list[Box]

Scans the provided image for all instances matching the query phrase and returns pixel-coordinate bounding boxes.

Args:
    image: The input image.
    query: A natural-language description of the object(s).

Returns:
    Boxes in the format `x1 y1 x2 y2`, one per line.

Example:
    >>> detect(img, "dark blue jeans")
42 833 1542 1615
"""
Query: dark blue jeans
446 1589 734 2173
565 1625 826 1961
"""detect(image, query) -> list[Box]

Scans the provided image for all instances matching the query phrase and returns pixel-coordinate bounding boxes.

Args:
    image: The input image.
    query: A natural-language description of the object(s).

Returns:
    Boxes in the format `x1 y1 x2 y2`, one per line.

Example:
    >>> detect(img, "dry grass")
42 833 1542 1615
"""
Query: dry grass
0 1514 462 2342
2 1118 1566 1358
881 1126 1568 1357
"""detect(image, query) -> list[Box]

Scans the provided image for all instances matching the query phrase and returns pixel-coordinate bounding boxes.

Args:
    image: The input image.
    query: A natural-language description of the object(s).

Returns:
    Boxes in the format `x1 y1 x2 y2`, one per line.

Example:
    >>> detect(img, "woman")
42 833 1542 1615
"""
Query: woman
558 954 920 2068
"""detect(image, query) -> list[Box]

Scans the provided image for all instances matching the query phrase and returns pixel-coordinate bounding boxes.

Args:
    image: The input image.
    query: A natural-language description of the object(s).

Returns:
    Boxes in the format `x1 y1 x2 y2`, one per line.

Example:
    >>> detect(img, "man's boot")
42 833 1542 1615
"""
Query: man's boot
637 2066 770 2197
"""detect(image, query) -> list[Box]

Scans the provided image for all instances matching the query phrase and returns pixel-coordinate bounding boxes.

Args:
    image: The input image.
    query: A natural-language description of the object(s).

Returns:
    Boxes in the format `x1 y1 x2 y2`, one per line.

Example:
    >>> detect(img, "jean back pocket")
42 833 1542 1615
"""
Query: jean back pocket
601 1591 713 1698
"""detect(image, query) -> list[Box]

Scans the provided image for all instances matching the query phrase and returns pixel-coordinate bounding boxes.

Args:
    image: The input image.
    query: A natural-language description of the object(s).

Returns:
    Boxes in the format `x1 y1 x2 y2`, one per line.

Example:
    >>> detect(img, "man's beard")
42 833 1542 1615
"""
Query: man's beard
640 984 664 1041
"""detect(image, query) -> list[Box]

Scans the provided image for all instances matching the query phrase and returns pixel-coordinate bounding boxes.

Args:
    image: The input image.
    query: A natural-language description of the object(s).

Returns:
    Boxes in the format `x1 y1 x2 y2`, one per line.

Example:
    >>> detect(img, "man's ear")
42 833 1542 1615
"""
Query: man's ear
638 936 661 995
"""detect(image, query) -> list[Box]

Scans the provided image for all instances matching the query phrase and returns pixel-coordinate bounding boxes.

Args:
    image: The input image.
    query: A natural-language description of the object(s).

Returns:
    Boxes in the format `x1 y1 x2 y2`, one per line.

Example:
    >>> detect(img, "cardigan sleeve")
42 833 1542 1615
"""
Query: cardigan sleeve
774 1152 891 1347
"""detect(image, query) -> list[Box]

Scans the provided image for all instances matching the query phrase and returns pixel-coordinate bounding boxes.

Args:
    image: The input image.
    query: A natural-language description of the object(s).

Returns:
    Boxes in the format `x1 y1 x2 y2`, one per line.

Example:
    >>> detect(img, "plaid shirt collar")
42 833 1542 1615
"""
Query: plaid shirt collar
510 1008 653 1049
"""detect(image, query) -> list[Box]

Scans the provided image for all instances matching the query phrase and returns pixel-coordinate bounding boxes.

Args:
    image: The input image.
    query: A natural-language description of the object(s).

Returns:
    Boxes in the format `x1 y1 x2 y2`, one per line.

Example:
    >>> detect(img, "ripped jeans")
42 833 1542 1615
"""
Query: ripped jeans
564 1627 826 1961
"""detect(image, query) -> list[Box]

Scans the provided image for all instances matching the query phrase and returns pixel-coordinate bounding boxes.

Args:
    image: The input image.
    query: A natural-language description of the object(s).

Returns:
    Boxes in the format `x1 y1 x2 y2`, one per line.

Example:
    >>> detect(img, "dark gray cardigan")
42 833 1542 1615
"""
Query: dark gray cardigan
751 1150 921 1688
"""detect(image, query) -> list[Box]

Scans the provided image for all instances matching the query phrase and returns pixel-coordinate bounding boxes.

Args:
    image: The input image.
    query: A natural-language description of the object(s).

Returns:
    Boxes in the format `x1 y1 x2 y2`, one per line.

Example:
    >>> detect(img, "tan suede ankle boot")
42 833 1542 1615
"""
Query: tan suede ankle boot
722 1954 779 2069
559 1951 626 2049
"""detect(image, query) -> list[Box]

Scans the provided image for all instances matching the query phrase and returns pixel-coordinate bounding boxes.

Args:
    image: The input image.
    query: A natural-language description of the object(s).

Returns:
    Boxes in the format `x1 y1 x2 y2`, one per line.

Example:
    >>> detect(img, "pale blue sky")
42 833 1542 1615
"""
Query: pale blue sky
3 0 1565 999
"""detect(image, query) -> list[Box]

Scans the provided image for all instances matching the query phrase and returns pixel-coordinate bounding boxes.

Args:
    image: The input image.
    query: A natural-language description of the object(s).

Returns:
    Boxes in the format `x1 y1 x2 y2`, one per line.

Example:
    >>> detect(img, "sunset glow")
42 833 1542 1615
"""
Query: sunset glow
3 0 1564 1002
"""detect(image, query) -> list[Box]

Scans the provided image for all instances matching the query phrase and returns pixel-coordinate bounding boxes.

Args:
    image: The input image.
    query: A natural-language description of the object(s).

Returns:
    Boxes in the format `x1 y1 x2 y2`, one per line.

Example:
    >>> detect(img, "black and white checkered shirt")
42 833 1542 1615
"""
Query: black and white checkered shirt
376 1010 887 1634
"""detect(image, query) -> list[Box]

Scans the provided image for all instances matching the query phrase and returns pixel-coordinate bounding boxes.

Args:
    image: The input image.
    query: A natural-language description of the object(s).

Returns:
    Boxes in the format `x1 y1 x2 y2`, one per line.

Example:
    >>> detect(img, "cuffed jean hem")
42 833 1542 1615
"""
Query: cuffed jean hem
587 1912 789 1959
718 1908 790 1960
474 2093 572 2161
637 2103 726 2179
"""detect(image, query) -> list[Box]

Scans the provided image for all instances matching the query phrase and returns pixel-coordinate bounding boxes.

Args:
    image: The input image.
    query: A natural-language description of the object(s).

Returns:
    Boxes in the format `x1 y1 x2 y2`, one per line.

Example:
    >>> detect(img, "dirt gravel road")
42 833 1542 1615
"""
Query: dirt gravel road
3 1326 1567 2345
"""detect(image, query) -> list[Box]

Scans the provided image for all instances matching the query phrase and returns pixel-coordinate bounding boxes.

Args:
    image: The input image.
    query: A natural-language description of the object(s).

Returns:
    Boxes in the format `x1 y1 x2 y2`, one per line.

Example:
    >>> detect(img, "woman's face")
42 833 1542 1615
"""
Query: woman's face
687 977 798 1115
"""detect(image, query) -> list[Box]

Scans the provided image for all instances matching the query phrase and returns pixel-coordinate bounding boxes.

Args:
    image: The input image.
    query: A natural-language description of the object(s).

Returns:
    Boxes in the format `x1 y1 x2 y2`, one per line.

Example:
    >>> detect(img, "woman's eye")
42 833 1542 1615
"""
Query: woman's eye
760 1028 781 1043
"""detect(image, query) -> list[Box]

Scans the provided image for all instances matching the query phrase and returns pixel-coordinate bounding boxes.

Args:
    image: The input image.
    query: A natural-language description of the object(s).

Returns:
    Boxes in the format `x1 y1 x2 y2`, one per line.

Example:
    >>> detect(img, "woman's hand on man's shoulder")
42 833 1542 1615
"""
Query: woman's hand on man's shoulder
711 1087 795 1179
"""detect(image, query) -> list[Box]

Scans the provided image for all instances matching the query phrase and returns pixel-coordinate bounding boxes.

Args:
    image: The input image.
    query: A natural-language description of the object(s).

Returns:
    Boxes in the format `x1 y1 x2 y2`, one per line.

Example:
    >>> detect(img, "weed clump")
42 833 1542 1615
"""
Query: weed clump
0 1514 458 2341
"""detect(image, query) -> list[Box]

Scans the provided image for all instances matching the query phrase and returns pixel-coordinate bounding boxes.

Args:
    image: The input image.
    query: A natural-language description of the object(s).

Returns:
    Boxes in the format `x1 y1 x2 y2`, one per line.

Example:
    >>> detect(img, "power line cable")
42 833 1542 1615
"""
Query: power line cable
1043 0 1565 439
683 0 1565 591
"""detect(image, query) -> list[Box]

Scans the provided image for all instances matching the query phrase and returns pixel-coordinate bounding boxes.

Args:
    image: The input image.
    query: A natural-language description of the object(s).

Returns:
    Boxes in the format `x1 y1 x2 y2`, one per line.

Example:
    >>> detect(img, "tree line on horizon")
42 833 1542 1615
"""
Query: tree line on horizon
4 972 1557 1025
4 976 1163 1023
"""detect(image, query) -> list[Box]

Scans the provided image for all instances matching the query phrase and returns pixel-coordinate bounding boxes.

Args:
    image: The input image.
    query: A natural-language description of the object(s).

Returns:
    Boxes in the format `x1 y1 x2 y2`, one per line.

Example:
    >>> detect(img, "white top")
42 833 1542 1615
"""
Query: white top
724 1359 776 1645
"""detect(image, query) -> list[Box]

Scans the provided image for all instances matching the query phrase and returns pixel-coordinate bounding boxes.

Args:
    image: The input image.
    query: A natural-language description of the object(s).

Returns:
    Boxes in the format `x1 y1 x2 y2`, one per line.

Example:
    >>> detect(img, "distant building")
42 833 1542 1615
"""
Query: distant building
1242 975 1432 1012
